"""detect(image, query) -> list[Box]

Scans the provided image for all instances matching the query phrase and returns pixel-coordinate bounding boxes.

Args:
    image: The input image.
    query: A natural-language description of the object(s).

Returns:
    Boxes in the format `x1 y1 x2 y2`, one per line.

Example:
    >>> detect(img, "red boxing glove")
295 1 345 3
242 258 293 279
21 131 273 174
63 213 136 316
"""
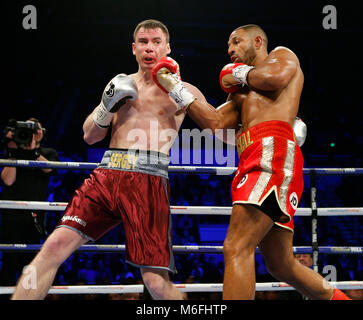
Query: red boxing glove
219 63 243 93
219 63 255 93
151 57 181 93
151 57 195 110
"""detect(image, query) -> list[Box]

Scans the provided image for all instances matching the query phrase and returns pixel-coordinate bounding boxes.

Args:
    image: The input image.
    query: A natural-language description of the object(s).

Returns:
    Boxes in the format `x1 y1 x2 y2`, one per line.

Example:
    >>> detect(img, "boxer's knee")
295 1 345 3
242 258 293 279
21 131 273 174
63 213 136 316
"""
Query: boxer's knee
223 232 256 263
39 228 84 266
40 236 64 264
224 204 273 262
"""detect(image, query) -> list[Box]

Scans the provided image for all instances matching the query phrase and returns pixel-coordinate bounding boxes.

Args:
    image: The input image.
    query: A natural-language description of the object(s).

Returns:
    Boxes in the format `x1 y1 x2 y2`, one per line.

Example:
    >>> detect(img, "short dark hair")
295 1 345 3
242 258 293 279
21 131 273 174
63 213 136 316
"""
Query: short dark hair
234 24 268 48
133 19 170 43
28 117 41 129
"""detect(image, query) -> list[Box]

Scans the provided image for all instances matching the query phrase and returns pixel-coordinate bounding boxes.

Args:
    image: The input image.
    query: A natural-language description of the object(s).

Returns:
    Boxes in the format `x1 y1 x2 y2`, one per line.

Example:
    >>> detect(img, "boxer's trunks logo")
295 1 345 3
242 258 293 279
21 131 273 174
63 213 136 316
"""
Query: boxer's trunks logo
61 215 87 227
108 152 139 170
237 174 248 188
289 192 298 210
236 131 253 156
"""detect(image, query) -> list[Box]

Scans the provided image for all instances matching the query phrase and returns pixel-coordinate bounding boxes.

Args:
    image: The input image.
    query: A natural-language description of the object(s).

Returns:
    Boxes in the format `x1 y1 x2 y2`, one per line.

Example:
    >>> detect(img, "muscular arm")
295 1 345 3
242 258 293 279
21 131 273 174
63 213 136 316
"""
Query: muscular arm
187 95 240 132
184 83 240 132
187 100 221 131
151 60 240 132
183 82 220 131
247 47 298 91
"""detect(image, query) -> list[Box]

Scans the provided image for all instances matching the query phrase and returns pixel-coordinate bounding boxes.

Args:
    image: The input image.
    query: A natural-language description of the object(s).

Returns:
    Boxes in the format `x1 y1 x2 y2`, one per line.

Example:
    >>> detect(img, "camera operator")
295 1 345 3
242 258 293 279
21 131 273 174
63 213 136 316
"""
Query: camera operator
0 118 59 285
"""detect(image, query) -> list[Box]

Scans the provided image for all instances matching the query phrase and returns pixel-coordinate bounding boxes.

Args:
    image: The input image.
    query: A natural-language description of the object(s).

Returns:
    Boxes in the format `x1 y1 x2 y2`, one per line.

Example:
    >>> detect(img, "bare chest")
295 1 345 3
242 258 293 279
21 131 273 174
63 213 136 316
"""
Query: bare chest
133 83 177 117
110 83 184 150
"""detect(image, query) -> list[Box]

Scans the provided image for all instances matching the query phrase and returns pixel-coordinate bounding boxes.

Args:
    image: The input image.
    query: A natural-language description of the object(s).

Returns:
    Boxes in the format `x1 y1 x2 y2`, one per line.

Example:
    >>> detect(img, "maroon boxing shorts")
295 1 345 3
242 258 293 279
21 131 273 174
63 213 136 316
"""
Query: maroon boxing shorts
56 149 176 273
231 121 304 232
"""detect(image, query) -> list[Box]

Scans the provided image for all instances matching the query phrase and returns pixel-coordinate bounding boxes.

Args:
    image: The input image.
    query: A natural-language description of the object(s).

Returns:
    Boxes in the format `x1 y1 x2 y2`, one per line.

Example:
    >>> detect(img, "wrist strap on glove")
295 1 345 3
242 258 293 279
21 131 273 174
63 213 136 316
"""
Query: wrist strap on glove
232 65 255 86
168 75 196 110
92 103 114 128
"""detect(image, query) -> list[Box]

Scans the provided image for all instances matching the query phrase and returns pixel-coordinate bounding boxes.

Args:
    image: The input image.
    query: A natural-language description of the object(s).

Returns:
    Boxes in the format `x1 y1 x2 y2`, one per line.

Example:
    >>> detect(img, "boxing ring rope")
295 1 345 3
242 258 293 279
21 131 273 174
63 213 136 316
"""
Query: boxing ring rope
1 159 363 175
1 281 362 295
0 159 362 295
0 200 362 216
0 244 362 255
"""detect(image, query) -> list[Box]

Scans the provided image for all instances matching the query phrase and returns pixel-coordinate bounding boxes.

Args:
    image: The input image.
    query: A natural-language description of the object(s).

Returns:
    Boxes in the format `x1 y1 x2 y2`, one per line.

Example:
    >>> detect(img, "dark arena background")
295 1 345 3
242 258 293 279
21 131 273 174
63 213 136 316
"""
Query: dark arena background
0 0 362 302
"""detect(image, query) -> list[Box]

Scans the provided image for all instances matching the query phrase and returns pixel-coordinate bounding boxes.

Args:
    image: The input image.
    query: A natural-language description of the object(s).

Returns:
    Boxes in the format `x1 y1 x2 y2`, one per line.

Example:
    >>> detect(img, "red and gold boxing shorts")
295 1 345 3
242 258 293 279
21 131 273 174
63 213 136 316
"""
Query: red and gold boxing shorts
57 149 176 273
231 121 304 232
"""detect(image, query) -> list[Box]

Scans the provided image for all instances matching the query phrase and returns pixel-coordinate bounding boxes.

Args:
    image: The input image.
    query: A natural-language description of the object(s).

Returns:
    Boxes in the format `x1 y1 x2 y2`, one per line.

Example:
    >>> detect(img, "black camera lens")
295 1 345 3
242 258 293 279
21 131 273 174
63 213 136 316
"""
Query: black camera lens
13 128 33 146
12 121 38 146
4 120 39 147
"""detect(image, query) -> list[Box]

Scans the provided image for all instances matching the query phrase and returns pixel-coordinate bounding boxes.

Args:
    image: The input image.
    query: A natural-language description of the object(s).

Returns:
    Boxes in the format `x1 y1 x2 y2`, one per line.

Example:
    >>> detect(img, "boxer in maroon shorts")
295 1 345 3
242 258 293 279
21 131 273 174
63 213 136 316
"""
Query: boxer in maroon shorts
12 19 210 300
58 149 175 272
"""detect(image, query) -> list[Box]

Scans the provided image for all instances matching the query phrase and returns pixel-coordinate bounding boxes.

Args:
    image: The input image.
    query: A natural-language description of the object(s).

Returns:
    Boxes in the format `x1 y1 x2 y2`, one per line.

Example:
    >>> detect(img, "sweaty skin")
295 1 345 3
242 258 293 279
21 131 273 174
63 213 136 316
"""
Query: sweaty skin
187 28 304 133
186 27 339 300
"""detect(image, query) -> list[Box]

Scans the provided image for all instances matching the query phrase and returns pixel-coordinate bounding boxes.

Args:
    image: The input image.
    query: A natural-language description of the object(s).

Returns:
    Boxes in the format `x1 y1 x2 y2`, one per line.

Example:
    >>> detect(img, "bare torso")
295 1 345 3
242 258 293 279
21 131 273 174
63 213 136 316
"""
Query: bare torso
231 49 304 130
109 74 184 153
108 74 205 154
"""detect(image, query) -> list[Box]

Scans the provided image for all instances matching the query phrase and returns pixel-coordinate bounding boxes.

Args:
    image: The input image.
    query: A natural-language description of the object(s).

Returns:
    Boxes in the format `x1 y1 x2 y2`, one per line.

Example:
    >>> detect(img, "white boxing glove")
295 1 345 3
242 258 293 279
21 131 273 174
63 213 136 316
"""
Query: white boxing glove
93 74 138 128
293 117 307 147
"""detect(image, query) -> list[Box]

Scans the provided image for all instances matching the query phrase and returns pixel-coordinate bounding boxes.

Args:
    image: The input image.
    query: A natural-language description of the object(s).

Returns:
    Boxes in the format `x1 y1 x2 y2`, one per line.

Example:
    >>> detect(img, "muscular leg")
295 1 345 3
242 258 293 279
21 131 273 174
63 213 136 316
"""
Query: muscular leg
259 226 334 300
11 228 87 300
223 204 274 300
141 267 186 300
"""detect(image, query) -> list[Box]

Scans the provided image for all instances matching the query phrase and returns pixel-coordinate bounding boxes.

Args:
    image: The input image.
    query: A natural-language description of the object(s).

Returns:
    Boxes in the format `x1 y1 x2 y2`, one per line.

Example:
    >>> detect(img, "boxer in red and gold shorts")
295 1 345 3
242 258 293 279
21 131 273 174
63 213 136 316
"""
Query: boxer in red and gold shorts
57 149 176 273
168 24 350 300
231 120 304 233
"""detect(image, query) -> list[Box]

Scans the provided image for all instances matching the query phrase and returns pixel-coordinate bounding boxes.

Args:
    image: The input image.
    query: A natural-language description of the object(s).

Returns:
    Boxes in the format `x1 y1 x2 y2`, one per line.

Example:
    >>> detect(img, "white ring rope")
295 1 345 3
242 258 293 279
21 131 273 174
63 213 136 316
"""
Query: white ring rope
1 159 363 175
0 244 361 255
0 200 362 216
0 281 362 294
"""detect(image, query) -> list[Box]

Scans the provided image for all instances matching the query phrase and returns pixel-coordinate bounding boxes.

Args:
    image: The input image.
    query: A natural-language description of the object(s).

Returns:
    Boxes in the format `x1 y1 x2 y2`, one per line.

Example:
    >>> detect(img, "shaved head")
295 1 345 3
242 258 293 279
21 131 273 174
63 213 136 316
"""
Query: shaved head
233 24 268 49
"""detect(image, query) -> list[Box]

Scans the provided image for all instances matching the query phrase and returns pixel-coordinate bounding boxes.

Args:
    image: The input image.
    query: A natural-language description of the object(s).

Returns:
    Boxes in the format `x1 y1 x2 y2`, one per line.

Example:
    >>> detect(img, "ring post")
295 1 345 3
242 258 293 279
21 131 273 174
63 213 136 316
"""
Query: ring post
310 169 319 273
